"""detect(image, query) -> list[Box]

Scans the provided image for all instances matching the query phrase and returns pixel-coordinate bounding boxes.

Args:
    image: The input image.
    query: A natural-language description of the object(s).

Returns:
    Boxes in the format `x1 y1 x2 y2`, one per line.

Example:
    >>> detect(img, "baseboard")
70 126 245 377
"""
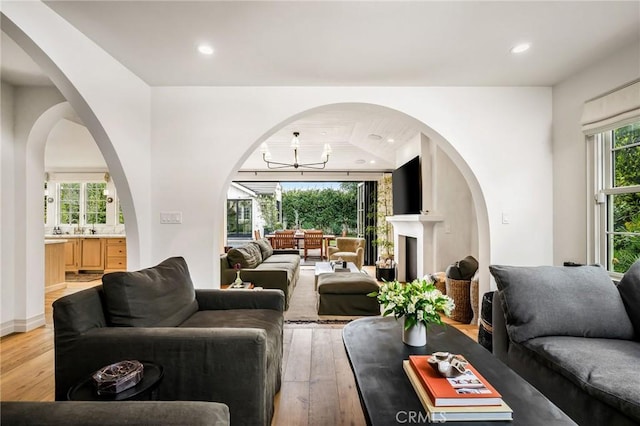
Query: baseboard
1 320 15 337
12 314 46 333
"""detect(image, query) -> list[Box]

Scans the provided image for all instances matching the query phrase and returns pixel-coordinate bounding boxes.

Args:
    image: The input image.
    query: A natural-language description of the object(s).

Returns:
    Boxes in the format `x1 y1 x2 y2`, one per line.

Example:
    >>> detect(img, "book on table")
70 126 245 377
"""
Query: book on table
408 355 503 407
403 361 513 422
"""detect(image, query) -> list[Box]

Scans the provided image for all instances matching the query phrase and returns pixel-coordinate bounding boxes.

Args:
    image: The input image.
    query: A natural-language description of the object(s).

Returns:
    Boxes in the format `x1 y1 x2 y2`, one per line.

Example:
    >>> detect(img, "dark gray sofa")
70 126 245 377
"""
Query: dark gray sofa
490 262 640 426
53 257 284 426
220 238 300 309
1 401 229 425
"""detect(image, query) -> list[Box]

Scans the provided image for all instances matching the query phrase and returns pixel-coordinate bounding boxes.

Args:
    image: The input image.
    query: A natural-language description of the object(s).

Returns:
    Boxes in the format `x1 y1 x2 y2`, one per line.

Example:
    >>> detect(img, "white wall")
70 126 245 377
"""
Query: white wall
1 81 16 333
2 1 151 335
553 40 640 266
45 119 107 171
151 87 553 298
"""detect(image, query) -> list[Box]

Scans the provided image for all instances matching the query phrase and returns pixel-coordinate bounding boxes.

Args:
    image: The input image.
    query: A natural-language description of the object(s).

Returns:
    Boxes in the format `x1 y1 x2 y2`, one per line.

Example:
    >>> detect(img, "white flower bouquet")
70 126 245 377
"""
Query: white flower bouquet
369 275 455 330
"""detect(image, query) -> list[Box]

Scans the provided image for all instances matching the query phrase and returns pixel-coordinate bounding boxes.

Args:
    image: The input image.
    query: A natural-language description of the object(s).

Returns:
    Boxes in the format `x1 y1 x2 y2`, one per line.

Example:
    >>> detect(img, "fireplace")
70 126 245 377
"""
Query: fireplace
385 214 444 282
405 237 417 282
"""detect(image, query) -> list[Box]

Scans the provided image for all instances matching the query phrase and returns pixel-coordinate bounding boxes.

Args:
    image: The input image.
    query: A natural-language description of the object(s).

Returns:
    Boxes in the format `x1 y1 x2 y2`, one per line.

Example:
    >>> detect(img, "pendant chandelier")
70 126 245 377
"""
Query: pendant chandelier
260 132 332 170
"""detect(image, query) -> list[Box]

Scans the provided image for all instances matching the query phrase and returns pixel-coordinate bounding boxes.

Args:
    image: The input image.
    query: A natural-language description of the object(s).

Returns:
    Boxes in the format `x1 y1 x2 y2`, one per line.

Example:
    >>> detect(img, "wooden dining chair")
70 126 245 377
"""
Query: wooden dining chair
303 230 324 260
253 229 261 240
272 230 296 249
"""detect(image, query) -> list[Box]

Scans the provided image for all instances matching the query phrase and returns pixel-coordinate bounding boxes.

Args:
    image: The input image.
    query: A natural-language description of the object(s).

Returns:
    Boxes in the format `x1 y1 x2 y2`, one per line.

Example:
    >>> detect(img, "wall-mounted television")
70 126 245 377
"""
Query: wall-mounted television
392 156 421 215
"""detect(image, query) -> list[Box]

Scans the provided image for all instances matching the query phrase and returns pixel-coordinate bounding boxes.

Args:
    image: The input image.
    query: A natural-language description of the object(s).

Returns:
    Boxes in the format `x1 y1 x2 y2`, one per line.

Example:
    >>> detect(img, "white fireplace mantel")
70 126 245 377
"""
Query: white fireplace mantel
386 214 444 281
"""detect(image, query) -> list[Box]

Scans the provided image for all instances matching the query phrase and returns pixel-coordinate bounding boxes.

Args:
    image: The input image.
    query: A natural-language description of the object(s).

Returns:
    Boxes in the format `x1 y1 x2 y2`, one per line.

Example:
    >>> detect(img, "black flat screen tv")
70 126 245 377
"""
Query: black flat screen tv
392 156 421 215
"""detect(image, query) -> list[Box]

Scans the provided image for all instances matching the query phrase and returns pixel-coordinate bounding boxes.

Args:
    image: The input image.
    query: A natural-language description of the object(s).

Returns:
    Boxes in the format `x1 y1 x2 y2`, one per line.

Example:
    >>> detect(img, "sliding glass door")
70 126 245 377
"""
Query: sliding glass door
227 199 252 238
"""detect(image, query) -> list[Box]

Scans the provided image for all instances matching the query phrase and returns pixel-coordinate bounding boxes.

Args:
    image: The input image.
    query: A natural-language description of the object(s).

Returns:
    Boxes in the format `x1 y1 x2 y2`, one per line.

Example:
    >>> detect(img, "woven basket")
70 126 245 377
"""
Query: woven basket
445 277 472 324
470 279 479 324
432 272 446 295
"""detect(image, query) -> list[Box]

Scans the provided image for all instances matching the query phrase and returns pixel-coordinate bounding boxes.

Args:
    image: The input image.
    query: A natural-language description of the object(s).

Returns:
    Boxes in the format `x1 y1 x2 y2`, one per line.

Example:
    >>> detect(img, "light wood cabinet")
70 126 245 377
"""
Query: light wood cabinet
105 238 127 272
64 239 79 273
62 237 126 273
79 238 105 271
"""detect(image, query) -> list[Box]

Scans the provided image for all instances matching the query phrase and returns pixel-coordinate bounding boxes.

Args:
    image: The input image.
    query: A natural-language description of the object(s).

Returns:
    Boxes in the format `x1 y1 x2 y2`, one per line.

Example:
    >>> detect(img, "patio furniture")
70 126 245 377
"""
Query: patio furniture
303 230 324 260
271 230 296 249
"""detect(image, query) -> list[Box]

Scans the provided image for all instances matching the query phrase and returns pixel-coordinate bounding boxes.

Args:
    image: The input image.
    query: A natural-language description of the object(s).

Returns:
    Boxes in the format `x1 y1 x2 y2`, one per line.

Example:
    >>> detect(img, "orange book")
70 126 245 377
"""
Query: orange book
408 355 502 407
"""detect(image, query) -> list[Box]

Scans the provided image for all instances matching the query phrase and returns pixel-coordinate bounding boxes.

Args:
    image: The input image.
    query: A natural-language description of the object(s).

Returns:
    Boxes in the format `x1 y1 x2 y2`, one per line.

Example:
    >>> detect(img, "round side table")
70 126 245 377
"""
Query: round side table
67 361 163 401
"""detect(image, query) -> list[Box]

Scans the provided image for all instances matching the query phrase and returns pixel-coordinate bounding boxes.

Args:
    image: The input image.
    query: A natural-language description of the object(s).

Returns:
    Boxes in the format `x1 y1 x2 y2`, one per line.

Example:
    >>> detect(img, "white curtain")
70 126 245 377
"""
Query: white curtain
581 79 640 135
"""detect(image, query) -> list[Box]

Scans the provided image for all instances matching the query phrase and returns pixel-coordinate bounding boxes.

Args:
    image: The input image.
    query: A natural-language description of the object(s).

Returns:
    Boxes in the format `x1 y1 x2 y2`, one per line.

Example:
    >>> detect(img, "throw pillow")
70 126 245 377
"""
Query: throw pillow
102 256 199 327
445 255 479 280
617 259 640 338
255 238 274 260
227 243 262 269
489 264 635 343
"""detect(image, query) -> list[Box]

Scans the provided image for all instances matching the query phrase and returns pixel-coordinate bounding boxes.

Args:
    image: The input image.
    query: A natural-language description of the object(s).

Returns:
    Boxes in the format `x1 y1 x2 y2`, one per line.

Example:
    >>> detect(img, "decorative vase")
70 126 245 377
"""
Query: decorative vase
234 270 242 286
402 318 427 347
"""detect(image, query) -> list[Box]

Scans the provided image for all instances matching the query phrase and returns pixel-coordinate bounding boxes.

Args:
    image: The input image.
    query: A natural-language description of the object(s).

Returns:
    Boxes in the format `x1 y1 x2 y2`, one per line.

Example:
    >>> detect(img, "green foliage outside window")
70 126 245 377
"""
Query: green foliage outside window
610 122 640 273
281 183 358 235
86 183 107 224
59 183 80 225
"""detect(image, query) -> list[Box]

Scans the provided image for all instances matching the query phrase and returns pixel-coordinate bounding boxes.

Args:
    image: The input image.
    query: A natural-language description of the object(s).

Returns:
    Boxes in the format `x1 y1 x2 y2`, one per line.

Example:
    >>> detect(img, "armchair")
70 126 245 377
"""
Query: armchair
53 257 284 426
328 237 365 269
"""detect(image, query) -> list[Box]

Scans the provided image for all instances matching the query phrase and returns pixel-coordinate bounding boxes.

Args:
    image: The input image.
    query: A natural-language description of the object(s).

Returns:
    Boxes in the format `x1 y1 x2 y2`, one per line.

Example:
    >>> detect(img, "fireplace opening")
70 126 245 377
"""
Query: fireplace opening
406 237 418 282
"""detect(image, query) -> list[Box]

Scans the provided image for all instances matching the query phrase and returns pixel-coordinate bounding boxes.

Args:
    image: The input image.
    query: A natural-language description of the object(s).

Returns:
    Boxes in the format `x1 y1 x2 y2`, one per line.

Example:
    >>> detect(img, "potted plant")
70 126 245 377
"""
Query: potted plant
369 276 455 346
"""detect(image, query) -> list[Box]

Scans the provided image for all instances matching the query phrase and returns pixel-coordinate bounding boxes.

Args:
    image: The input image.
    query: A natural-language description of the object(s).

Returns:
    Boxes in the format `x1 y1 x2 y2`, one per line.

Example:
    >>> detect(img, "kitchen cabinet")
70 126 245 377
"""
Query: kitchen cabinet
105 238 127 272
45 240 66 291
79 238 105 271
64 239 79 273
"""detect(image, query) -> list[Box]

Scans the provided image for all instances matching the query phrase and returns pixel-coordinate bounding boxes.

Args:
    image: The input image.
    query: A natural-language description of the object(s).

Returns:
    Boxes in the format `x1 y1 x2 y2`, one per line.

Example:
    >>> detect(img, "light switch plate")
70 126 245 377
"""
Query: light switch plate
160 211 182 224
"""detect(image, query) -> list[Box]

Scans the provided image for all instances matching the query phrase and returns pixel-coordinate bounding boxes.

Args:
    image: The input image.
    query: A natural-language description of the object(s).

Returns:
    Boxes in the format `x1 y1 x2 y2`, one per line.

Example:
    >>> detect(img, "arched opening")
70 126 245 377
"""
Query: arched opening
220 102 491 304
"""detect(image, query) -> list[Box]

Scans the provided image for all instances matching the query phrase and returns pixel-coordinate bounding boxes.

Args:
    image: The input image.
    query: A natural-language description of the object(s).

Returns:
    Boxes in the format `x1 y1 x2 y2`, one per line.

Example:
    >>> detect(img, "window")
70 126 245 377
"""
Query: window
85 183 107 224
595 121 640 275
59 183 81 225
227 199 252 237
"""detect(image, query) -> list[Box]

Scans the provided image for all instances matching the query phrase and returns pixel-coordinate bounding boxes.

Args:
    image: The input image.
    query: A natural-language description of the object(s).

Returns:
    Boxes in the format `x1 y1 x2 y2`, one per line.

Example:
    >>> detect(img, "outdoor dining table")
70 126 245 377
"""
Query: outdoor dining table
265 233 336 259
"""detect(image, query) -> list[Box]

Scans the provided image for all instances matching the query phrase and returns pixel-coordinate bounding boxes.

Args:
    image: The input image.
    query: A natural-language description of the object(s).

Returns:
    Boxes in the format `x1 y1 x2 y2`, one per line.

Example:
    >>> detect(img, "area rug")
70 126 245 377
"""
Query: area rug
284 267 377 323
65 272 104 282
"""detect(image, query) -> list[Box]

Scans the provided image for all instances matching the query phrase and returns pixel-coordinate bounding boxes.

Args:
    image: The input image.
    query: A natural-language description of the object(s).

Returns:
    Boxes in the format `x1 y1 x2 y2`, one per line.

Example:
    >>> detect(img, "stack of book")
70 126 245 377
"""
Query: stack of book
403 355 513 422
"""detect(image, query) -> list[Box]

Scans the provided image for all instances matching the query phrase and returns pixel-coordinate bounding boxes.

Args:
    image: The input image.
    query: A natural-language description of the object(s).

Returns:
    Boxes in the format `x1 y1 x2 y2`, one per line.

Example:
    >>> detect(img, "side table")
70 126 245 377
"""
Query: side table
67 361 163 401
220 282 255 290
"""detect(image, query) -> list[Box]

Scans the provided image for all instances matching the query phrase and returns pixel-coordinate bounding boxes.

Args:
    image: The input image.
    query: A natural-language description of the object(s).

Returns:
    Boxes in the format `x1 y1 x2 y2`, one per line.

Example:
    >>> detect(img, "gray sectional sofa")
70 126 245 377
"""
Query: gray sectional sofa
220 238 300 309
53 256 284 426
490 261 640 426
1 401 230 426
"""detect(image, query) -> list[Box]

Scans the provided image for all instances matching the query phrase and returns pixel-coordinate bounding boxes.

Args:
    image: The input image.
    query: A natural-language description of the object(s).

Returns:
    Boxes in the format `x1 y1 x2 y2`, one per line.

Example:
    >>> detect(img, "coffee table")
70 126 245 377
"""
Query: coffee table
314 261 359 290
343 317 576 425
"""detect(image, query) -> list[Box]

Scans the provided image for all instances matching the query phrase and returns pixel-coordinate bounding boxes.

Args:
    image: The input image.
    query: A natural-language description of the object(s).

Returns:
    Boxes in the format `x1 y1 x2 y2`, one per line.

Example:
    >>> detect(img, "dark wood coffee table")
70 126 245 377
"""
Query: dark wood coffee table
342 317 576 425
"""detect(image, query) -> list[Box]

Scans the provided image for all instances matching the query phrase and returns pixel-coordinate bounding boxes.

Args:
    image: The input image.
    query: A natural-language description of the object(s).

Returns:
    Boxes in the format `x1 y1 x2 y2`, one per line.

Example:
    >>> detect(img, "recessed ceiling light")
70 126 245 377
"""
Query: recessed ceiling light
510 43 530 54
355 159 366 164
198 44 214 55
387 138 395 143
369 160 376 164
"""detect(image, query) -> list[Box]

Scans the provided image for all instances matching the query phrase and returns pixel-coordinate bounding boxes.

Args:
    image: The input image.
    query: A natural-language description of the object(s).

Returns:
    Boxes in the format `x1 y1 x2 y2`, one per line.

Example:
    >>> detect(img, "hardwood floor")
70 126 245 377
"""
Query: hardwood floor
0 278 479 425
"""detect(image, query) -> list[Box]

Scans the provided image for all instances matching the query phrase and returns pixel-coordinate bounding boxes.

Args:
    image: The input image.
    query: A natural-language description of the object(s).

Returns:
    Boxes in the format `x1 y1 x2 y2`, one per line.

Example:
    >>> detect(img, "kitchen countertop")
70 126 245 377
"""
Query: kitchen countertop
45 234 126 239
45 239 68 244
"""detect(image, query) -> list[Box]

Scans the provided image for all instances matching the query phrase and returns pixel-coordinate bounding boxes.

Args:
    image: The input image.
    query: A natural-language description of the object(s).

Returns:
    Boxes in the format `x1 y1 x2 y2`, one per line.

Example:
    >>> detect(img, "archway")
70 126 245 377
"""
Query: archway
221 103 491 305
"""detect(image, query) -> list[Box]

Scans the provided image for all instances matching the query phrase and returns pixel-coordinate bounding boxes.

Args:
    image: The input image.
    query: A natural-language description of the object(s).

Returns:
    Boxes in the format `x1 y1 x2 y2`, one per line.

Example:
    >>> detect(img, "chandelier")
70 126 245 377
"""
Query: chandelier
260 132 332 170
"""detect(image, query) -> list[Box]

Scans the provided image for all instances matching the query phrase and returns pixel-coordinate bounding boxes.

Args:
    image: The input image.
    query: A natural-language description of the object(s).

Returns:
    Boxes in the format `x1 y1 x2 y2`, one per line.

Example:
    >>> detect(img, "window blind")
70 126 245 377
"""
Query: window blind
581 80 640 135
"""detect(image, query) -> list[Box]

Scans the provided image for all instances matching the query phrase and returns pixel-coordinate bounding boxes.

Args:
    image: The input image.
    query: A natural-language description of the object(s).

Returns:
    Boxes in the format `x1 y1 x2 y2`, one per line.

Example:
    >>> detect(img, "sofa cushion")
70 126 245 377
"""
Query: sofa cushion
618 260 640 338
255 238 274 260
102 256 199 327
523 336 640 422
227 243 262 269
446 255 478 280
489 265 635 343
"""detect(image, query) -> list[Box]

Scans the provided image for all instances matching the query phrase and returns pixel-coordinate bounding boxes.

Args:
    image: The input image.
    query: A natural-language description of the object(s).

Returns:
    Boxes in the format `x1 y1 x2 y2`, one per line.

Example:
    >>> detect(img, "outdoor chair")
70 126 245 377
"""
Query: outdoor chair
303 230 323 260
271 230 296 249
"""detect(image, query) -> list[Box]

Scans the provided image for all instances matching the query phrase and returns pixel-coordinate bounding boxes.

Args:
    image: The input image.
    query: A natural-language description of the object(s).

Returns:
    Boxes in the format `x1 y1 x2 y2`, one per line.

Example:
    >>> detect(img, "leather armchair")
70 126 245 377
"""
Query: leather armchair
53 257 284 426
328 237 366 269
